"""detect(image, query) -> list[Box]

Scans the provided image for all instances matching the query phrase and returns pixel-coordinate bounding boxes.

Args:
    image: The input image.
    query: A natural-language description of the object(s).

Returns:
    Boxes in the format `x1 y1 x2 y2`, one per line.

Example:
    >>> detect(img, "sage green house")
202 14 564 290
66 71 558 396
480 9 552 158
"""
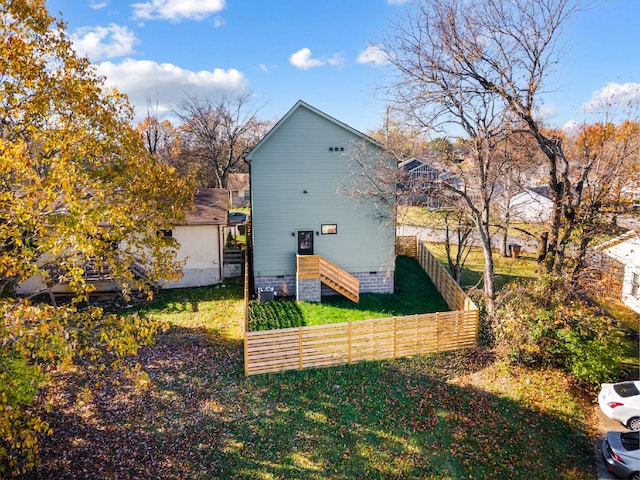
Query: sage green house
247 100 395 301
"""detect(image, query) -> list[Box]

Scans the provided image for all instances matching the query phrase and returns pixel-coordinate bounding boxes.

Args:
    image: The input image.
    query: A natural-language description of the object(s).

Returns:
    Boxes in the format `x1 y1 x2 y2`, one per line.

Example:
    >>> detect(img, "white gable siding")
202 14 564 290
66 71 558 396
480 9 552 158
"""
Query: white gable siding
600 233 640 313
163 224 223 288
251 105 395 281
509 190 552 223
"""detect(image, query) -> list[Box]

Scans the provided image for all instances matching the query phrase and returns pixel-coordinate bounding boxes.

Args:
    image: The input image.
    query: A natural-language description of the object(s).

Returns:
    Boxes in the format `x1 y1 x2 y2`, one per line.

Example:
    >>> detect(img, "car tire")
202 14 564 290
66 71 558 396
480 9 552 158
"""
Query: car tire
630 472 639 480
628 417 640 431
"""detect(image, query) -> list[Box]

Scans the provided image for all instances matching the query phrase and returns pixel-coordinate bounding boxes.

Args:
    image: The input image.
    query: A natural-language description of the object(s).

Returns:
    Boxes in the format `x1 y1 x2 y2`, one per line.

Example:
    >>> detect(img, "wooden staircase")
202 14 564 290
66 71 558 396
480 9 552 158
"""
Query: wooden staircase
297 255 359 302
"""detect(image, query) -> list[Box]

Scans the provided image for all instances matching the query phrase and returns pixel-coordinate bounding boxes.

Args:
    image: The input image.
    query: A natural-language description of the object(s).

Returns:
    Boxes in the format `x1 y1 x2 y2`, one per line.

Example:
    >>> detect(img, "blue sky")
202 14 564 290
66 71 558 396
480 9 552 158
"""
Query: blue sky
45 0 640 135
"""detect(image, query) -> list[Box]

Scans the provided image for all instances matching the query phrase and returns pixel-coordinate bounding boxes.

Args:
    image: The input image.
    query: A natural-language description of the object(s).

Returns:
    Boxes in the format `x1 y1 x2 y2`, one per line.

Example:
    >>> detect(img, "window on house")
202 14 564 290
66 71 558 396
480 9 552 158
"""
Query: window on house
160 229 173 238
632 272 639 297
321 224 337 235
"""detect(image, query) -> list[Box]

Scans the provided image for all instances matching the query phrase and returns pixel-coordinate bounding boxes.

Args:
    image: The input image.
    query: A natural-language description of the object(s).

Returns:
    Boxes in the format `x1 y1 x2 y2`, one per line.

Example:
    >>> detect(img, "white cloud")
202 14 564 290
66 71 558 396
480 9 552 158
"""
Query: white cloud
582 82 640 112
96 59 249 122
562 119 580 133
131 0 225 21
387 0 410 4
532 103 557 121
213 16 225 27
259 63 277 73
326 53 345 68
289 48 325 70
90 1 108 9
70 24 137 61
357 45 389 66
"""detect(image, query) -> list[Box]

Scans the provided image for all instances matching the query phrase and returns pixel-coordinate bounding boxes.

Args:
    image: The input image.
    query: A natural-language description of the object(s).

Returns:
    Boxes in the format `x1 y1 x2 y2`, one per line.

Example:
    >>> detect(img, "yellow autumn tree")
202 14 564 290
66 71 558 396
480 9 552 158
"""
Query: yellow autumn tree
565 120 640 282
0 1 192 475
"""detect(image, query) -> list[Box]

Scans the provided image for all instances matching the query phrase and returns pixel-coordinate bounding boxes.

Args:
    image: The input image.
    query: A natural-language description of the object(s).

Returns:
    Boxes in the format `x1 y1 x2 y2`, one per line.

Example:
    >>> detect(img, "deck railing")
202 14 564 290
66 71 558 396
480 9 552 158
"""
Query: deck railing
297 255 359 302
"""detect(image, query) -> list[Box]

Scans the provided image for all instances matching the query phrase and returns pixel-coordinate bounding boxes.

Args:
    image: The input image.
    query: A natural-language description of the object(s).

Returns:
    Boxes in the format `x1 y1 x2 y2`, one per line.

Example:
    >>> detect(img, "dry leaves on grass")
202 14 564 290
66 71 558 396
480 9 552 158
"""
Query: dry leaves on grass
17 333 245 480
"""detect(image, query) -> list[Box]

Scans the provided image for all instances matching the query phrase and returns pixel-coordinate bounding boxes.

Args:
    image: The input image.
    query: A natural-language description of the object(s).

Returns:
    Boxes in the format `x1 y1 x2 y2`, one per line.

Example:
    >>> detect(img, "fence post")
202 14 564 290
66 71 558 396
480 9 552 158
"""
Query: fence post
244 334 249 376
435 311 440 353
393 317 397 359
299 327 303 370
348 322 352 364
244 249 249 376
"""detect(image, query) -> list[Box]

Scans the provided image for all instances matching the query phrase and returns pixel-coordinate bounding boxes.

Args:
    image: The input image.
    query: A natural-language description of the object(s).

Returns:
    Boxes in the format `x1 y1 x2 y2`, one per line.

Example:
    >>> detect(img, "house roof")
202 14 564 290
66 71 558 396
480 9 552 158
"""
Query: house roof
227 173 249 191
595 230 640 268
246 100 383 160
528 186 551 199
183 188 229 225
399 158 427 172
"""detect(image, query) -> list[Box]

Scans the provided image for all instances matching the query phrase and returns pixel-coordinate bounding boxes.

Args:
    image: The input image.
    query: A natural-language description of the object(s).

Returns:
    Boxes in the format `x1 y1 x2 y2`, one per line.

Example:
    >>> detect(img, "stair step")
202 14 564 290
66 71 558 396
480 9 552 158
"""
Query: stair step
320 276 358 302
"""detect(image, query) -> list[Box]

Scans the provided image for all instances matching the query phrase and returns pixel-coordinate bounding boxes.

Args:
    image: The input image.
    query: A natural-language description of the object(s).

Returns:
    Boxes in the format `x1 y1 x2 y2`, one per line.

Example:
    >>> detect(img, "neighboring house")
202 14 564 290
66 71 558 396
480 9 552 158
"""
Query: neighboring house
594 230 640 314
227 173 250 207
503 186 553 223
16 188 230 297
163 188 229 289
398 157 461 209
246 100 396 301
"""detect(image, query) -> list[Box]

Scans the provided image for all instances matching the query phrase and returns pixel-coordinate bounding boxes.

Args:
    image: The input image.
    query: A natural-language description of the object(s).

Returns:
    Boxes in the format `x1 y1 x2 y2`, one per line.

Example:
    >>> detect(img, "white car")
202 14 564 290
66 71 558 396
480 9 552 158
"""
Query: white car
599 381 640 430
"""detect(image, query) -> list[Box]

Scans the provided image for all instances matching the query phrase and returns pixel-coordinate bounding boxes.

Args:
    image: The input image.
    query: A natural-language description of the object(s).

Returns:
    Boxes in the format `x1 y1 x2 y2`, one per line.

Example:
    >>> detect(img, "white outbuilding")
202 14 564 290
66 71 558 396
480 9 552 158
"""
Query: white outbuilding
596 230 640 314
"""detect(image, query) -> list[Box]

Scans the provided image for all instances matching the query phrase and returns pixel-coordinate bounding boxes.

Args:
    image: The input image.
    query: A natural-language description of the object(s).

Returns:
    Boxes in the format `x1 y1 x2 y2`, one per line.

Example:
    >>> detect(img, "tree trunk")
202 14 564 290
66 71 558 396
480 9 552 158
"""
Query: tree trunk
501 225 509 257
536 231 549 275
480 230 496 315
472 208 496 315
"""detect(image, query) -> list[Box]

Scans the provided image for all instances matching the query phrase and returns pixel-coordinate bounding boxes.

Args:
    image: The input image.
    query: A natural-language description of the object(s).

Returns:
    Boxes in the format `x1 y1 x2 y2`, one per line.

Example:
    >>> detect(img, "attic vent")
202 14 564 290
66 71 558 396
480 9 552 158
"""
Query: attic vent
329 146 345 152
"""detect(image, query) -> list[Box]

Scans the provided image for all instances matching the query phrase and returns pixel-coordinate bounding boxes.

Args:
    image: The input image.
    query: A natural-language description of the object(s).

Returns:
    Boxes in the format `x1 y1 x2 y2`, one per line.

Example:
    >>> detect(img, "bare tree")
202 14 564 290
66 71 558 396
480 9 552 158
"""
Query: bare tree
385 5 525 312
367 108 430 160
442 208 474 283
175 93 266 188
492 131 547 257
136 97 181 166
339 139 399 225
383 0 588 309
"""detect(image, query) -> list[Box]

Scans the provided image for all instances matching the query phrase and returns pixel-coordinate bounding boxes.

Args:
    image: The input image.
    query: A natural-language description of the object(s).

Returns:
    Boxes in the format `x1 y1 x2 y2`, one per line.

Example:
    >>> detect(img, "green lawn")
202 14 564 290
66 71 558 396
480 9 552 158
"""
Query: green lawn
248 256 449 331
398 206 549 238
425 242 539 290
299 255 449 326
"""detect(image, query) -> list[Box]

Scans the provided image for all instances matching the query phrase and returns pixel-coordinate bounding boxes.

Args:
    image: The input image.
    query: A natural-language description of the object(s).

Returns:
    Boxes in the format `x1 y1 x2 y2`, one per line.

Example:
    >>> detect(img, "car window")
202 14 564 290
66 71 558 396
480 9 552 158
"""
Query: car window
613 382 640 397
620 432 640 451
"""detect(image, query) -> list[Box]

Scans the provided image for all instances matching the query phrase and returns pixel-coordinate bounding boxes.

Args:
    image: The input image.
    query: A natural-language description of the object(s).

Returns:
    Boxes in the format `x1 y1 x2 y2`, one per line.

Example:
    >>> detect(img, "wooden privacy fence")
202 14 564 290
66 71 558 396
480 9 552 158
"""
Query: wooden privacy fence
244 236 478 376
411 238 478 312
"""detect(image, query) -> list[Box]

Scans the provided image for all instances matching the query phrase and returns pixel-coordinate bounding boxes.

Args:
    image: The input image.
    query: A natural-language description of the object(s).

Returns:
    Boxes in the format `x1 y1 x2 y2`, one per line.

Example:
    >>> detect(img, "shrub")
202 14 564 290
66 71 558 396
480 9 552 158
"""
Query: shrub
248 300 305 331
493 276 626 386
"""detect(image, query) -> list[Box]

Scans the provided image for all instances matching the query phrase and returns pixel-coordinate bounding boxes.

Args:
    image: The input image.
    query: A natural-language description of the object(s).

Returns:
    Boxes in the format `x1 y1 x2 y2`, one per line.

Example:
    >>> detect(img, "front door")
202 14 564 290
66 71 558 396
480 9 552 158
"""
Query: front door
297 230 314 255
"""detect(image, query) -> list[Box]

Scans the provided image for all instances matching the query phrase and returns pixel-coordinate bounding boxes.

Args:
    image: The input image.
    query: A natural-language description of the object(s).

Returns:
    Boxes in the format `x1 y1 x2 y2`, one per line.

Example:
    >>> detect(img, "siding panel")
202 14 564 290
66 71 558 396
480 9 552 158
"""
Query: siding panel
251 105 394 278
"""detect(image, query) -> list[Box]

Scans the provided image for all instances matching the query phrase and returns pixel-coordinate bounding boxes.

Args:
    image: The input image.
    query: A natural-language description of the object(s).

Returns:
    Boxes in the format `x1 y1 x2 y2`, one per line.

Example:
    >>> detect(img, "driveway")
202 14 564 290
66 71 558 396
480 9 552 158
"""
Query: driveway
593 405 630 479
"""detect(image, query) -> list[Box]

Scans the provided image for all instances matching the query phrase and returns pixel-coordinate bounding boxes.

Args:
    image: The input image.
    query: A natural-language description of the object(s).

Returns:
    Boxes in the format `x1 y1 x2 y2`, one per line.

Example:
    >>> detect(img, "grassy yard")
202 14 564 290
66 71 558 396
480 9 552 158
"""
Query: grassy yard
299 255 449 326
425 242 539 290
398 206 549 238
248 256 449 330
24 278 599 480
